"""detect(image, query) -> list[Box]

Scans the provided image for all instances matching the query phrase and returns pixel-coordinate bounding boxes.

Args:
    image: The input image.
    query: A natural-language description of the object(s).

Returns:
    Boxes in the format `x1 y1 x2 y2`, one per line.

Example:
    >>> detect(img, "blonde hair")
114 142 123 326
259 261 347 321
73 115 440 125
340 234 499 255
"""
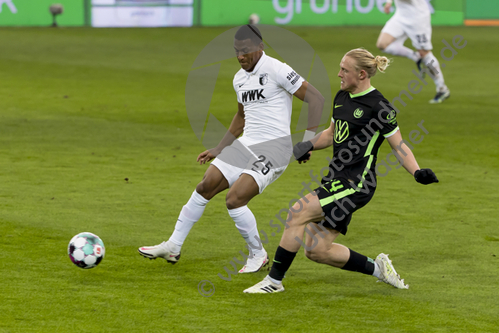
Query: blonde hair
345 48 391 78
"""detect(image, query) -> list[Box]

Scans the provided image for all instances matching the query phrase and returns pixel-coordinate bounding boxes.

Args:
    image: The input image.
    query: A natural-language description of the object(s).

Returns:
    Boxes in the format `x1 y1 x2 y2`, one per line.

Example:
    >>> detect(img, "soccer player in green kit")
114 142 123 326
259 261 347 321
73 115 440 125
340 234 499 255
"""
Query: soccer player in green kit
244 48 439 294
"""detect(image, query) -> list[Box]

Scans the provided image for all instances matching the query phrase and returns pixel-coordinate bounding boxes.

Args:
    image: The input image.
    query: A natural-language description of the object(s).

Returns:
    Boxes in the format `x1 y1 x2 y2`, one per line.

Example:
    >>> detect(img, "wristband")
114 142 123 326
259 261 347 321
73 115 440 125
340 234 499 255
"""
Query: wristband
303 130 316 142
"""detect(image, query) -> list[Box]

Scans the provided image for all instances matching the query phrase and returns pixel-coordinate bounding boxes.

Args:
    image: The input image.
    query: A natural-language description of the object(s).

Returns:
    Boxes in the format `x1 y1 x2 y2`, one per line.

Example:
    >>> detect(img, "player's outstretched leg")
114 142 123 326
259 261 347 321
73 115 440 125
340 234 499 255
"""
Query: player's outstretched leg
138 165 229 264
375 253 409 289
138 189 209 264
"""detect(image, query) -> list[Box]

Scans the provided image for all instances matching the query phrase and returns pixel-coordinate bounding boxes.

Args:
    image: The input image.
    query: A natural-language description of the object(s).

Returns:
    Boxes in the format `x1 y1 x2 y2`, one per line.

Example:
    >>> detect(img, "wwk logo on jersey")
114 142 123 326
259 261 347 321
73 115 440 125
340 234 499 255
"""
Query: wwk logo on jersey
241 89 266 103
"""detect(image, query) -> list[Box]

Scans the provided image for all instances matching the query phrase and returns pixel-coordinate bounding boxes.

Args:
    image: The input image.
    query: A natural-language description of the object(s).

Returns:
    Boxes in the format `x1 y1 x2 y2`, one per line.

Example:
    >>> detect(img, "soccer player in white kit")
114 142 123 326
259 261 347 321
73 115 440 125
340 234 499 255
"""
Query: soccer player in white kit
376 0 450 104
138 25 325 273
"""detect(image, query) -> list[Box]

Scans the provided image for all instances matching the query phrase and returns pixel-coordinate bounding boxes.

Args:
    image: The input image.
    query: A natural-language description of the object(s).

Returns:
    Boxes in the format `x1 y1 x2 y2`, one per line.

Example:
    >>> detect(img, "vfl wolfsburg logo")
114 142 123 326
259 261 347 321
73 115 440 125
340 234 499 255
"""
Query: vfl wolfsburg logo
353 108 364 118
334 119 349 143
387 110 397 124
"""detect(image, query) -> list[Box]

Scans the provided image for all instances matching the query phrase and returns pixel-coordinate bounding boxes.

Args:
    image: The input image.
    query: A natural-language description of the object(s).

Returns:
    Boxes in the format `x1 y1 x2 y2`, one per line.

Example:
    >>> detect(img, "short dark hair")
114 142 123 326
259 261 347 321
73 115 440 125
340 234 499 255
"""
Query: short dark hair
234 24 263 45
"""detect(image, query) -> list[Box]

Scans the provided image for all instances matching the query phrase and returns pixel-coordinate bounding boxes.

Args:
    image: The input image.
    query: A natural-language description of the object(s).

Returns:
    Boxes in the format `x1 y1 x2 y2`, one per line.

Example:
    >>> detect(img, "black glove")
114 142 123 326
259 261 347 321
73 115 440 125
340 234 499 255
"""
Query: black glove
414 169 439 185
293 141 313 162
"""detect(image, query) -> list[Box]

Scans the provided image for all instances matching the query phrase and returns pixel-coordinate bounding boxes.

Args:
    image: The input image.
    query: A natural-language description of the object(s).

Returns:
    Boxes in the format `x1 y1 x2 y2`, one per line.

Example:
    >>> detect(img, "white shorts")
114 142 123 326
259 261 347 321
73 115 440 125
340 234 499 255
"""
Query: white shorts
210 139 290 194
381 14 433 50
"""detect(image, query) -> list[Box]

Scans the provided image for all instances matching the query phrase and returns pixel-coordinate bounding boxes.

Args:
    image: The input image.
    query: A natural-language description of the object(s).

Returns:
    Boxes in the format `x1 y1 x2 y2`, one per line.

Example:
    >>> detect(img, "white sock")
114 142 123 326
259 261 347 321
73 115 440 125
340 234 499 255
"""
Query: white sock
228 205 265 257
422 52 447 92
384 40 420 62
373 261 381 279
168 190 209 252
267 275 282 285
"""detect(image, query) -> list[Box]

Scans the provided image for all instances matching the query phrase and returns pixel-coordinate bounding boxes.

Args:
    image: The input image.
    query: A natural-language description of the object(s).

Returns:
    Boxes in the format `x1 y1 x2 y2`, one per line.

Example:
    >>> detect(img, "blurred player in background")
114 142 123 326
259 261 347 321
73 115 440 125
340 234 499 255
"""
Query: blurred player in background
139 25 324 273
376 0 450 104
244 48 439 294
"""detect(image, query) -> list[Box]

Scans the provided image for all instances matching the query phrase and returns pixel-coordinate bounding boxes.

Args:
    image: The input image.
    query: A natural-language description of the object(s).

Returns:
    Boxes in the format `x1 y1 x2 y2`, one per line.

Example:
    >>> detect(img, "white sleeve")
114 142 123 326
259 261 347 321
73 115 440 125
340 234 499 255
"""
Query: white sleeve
275 63 305 95
383 126 399 138
233 78 242 104
235 88 242 104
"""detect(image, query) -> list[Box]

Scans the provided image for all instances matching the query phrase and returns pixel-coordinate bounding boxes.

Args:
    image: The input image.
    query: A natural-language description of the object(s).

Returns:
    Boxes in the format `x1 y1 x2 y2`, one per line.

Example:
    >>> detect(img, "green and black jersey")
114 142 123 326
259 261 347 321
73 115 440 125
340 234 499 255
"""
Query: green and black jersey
327 86 399 188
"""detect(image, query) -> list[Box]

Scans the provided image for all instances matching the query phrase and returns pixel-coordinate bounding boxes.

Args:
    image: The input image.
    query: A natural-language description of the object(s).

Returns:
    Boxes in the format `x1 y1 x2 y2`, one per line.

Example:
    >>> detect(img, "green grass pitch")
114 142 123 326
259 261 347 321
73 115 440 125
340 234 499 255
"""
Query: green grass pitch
0 26 498 332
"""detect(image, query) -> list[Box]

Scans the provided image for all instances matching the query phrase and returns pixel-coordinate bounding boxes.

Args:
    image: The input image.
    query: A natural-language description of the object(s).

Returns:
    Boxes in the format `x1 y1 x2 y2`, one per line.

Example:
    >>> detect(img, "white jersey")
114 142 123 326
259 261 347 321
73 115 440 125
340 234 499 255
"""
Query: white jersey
233 52 304 147
394 0 430 19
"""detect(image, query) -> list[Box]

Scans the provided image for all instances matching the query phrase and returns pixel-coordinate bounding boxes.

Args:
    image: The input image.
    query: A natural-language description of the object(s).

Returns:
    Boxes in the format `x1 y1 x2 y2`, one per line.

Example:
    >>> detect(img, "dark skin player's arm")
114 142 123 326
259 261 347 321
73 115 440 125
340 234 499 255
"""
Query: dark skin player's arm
197 103 245 164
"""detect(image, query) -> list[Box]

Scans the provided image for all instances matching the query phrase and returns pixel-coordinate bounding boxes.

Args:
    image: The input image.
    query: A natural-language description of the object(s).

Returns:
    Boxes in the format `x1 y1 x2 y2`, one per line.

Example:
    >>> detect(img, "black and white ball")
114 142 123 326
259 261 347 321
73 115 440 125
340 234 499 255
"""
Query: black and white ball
68 232 105 269
249 13 260 24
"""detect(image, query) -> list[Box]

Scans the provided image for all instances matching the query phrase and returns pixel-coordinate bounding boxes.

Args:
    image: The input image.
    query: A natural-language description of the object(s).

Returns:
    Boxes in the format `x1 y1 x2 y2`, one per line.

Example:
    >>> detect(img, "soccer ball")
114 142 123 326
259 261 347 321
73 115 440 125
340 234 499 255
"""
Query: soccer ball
68 232 105 269
249 13 260 24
